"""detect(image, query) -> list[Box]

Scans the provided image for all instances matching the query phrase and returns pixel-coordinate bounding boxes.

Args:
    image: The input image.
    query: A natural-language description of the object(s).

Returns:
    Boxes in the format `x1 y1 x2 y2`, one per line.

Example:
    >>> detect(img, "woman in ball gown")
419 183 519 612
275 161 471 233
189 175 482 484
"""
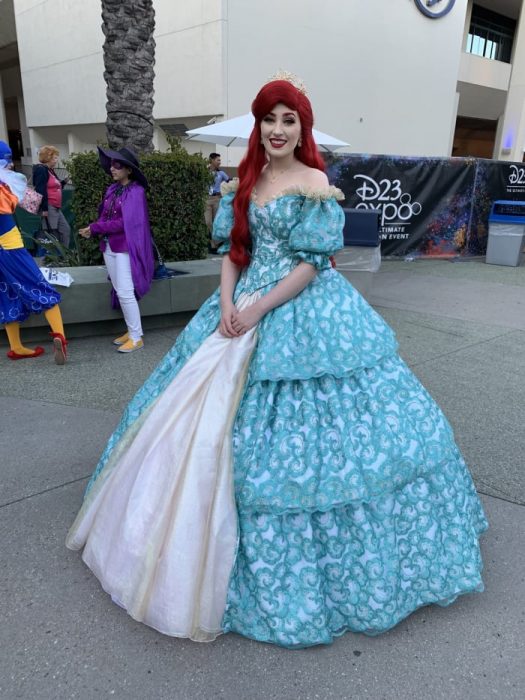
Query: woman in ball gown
66 75 487 649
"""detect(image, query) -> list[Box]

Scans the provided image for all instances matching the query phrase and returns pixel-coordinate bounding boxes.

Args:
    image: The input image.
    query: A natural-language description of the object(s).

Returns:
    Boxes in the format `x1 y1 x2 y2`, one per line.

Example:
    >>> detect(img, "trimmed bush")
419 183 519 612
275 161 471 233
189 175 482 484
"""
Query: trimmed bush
66 139 211 266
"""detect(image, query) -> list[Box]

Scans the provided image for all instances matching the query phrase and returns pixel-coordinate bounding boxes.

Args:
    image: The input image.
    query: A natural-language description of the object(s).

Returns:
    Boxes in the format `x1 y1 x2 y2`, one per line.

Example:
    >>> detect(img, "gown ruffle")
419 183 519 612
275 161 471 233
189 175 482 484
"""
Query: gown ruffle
67 184 487 648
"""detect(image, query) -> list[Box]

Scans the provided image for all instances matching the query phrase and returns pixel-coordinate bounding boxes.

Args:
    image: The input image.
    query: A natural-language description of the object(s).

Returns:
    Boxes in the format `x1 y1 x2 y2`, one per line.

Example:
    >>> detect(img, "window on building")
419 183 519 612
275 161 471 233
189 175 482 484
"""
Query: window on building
466 4 516 63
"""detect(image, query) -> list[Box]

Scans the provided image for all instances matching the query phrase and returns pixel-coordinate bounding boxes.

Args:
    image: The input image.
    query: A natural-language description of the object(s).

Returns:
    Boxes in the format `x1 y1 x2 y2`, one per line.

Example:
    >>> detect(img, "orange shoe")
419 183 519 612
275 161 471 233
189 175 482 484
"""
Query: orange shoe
112 332 129 346
117 338 144 353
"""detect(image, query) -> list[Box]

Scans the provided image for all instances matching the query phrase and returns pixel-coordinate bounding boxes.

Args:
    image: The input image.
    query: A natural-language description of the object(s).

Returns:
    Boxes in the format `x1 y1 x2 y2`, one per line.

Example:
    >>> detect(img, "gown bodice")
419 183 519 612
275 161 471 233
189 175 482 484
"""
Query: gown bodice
211 181 399 383
243 198 305 291
213 183 346 293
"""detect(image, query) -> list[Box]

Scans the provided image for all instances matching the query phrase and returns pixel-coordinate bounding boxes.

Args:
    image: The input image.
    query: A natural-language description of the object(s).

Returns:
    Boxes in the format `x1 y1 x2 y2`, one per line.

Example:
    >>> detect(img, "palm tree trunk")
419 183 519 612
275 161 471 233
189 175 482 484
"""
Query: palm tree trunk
101 0 156 153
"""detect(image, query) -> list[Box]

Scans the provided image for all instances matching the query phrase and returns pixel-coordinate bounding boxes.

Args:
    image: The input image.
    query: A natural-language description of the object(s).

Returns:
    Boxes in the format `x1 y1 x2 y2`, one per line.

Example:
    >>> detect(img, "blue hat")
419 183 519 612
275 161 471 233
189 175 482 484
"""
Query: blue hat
0 140 13 164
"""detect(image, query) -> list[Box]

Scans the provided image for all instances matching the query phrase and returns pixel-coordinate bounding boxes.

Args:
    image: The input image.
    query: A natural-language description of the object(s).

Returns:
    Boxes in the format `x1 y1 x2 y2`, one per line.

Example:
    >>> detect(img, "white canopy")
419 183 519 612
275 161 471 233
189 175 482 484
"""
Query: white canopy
186 113 349 152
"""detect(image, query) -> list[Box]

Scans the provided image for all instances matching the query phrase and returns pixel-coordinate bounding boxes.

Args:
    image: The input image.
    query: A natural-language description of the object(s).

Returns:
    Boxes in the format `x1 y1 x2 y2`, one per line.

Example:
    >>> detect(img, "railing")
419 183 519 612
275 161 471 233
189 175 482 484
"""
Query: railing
466 21 514 63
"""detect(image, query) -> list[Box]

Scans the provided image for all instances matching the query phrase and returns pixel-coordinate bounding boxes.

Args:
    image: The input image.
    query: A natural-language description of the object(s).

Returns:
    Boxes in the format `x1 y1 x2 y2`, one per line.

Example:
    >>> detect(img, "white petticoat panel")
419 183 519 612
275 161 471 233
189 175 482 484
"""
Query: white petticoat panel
66 292 260 641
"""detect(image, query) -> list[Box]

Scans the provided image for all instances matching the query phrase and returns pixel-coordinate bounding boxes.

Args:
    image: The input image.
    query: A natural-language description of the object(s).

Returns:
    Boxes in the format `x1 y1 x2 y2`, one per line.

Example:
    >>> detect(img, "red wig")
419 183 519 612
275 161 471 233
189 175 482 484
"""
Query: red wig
229 80 325 267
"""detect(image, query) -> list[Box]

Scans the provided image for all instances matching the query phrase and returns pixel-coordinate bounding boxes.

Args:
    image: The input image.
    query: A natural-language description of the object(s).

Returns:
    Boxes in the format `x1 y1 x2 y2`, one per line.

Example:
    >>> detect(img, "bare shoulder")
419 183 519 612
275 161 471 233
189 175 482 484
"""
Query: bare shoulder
296 166 329 190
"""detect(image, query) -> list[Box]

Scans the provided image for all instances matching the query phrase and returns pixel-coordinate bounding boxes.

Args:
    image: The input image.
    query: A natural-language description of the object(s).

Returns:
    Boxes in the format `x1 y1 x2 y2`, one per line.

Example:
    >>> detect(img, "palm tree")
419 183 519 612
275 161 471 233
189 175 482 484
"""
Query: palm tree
101 0 156 153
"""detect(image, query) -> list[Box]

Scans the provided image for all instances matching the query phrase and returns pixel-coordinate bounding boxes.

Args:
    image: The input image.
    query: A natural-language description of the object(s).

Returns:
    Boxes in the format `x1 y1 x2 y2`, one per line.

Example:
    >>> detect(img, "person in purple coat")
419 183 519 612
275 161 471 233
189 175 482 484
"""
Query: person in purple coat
79 147 154 353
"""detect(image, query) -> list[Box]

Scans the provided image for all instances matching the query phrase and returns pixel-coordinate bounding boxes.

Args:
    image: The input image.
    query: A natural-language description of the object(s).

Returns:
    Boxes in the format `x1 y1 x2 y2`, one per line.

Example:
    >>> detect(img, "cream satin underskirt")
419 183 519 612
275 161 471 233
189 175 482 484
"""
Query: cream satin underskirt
66 292 260 642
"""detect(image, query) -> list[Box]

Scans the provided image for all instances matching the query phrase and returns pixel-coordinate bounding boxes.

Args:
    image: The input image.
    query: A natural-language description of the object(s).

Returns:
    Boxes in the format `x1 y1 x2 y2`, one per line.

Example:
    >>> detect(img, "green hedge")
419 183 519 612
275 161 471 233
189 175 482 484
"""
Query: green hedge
66 140 211 266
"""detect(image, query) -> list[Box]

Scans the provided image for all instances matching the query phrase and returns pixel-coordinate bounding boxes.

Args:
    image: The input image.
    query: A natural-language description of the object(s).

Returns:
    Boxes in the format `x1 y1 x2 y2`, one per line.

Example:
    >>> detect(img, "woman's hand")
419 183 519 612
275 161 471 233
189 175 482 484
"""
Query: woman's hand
218 301 240 338
78 226 91 239
231 304 264 335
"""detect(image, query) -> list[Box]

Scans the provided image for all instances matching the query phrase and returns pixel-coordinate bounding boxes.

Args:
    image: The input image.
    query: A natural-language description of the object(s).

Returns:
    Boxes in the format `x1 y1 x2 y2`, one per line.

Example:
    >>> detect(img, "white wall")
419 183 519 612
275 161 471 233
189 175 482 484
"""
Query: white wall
495 0 525 160
153 0 225 119
14 0 106 126
12 0 227 158
225 0 469 159
458 52 512 91
13 0 472 160
14 0 225 129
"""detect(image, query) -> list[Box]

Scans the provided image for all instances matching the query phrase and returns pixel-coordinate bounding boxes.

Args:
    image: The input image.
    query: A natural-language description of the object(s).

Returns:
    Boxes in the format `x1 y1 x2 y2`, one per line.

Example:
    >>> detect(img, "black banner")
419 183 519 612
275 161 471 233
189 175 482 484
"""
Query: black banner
326 154 525 257
468 160 525 255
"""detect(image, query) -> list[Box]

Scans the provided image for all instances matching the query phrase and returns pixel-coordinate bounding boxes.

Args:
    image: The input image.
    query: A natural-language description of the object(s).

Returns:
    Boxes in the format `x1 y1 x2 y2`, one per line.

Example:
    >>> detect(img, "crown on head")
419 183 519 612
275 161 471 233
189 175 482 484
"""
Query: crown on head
265 70 308 96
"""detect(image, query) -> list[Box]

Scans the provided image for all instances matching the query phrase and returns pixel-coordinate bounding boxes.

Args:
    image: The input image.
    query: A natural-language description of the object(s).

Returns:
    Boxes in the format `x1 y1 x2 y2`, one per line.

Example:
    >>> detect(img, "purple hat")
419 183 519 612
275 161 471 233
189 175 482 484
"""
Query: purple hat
97 146 148 189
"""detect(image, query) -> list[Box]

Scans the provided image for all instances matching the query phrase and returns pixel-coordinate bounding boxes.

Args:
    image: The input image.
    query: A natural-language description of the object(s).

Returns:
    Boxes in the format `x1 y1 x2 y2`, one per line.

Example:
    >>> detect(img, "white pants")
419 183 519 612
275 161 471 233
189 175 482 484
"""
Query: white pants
103 242 143 342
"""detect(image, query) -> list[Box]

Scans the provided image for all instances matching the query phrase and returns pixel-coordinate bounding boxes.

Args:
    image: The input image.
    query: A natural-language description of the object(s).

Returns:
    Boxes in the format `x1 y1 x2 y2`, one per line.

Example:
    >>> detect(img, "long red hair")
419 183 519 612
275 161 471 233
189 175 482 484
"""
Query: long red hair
229 80 325 267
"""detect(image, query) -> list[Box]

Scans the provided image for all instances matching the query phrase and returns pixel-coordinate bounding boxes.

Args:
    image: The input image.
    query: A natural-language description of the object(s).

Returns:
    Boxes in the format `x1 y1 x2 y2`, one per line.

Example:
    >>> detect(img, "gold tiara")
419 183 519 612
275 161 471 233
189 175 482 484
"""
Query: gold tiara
265 70 308 96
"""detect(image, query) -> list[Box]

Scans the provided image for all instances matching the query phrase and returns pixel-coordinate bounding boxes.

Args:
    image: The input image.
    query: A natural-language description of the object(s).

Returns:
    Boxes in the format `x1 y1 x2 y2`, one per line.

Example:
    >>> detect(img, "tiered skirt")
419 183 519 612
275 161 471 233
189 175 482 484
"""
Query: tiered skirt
67 270 487 648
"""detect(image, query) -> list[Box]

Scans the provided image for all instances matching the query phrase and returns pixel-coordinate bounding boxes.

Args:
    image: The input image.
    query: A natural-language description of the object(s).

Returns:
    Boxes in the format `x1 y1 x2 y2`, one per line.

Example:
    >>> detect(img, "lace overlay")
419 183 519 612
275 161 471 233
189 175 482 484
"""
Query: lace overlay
223 463 485 647
232 357 459 513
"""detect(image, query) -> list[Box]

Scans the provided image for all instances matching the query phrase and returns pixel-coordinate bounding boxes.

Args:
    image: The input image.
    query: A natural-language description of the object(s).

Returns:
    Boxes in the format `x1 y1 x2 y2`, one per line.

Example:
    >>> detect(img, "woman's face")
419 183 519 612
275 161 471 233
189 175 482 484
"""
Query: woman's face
260 103 301 159
110 160 132 182
48 154 59 168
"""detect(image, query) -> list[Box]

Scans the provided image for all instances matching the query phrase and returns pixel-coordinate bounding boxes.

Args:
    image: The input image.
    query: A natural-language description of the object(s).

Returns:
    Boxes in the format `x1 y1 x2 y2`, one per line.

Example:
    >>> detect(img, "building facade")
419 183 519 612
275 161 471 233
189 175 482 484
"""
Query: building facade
0 0 524 171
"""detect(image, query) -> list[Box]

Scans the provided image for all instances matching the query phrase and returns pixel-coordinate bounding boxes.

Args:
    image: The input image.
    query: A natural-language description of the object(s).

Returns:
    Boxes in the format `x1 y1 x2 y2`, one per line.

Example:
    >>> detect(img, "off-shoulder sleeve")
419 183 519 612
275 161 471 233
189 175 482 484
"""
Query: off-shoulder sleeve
211 180 237 254
288 187 345 270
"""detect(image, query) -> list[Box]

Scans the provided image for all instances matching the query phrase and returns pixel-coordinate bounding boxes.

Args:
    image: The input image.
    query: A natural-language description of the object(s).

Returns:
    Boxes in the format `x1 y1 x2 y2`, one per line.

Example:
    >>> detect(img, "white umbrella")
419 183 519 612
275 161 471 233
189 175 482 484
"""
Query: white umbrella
186 113 349 152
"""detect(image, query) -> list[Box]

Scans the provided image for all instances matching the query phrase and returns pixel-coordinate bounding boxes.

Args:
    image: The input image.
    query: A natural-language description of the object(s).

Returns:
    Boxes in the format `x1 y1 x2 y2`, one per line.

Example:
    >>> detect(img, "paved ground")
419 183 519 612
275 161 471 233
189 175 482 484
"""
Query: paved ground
1 258 524 700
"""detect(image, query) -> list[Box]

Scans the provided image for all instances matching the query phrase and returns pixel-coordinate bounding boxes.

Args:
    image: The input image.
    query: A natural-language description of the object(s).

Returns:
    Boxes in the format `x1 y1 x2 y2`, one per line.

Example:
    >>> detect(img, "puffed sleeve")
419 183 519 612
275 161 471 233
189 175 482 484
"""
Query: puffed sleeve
288 187 345 270
212 180 237 254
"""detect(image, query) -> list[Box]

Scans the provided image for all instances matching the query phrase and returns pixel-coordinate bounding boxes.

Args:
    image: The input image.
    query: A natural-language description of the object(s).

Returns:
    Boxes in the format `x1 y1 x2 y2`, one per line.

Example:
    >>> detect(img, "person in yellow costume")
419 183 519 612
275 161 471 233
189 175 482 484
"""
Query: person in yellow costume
0 141 67 363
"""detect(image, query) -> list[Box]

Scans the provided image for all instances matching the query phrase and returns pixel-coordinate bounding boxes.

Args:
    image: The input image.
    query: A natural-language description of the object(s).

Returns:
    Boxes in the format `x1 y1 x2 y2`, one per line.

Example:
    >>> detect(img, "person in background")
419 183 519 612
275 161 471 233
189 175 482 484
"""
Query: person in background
0 140 68 364
33 145 71 250
205 153 230 252
78 146 154 354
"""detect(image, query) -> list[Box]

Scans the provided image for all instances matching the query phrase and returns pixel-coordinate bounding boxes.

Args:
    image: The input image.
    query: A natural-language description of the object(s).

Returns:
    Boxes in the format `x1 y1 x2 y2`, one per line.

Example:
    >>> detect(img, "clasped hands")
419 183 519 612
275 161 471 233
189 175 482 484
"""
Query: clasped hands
218 301 263 338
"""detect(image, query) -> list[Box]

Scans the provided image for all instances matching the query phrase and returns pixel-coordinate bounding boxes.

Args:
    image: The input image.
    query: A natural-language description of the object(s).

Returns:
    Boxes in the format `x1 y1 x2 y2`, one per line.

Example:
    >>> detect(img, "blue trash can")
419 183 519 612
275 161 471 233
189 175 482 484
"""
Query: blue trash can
342 208 380 247
487 201 525 267
341 208 381 273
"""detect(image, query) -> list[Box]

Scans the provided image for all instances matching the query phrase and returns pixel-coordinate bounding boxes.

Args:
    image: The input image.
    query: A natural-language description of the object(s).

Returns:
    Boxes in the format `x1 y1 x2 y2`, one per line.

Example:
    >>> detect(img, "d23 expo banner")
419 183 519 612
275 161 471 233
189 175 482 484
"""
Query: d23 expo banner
325 154 525 257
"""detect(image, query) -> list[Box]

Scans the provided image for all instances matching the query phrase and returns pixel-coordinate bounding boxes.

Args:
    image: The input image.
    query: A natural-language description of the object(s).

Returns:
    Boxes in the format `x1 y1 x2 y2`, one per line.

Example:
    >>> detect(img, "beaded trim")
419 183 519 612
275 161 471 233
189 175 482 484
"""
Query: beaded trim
221 179 239 196
221 179 344 204
252 185 345 207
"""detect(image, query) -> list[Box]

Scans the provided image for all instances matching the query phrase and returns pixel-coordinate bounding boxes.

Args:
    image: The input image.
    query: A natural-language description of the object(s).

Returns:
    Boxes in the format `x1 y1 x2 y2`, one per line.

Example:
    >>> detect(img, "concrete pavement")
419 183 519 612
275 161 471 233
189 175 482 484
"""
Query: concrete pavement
1 258 524 700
